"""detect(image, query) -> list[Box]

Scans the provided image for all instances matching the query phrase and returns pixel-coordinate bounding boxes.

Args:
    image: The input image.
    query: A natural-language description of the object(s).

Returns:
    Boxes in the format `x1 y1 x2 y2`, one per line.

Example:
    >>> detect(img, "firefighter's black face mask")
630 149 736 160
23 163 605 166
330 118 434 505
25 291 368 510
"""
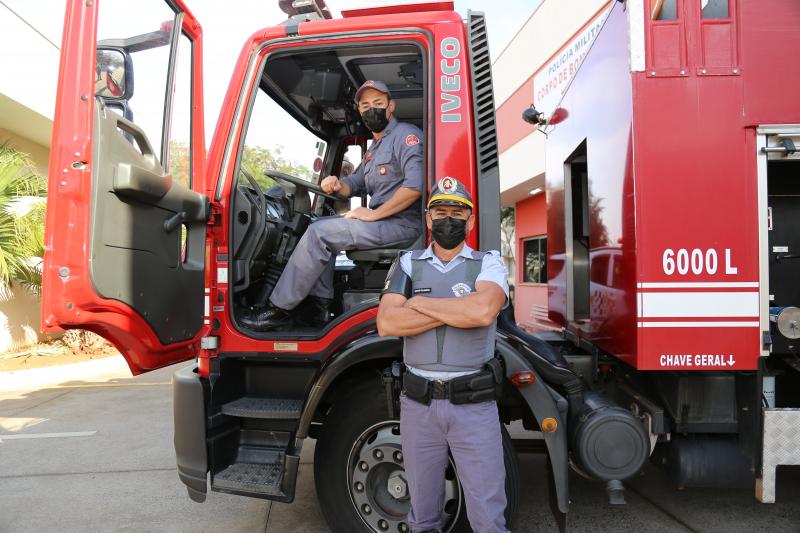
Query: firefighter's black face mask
361 107 390 133
431 216 467 250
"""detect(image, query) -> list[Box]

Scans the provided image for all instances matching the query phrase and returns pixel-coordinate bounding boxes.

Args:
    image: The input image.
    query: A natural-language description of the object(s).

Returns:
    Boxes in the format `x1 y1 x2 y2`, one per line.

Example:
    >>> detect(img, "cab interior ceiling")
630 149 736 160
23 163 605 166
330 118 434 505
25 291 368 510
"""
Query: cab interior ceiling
262 44 424 138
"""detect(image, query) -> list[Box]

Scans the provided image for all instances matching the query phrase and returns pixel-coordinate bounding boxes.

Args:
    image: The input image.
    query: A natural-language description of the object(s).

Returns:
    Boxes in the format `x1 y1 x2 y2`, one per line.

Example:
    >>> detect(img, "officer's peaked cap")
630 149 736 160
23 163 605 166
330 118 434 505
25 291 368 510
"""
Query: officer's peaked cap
356 80 392 101
428 177 474 209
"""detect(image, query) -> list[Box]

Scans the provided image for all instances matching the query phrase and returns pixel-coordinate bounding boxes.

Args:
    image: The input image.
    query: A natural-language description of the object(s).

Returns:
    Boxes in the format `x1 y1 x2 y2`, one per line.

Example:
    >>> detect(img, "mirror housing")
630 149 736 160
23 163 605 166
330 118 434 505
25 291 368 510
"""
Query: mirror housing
95 47 134 100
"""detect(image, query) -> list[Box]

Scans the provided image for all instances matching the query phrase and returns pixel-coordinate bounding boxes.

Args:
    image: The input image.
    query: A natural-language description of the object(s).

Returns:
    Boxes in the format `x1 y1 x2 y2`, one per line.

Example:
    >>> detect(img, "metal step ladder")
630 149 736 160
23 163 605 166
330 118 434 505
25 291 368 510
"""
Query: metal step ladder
210 396 304 503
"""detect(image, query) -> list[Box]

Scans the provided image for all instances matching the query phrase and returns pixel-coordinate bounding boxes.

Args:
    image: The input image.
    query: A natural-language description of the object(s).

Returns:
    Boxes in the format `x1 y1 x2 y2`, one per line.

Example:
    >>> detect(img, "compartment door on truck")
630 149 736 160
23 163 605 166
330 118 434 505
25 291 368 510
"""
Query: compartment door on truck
41 0 208 374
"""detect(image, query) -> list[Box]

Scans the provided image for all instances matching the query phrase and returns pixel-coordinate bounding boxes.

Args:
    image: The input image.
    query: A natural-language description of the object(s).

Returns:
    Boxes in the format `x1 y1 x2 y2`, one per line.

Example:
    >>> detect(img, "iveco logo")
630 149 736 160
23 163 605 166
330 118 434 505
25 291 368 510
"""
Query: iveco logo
440 37 462 123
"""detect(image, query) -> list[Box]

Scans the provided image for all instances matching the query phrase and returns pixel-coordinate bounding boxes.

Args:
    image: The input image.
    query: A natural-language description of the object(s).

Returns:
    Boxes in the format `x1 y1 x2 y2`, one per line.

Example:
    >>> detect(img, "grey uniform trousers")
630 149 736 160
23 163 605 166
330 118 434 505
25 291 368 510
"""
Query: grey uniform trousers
400 395 509 533
269 215 419 310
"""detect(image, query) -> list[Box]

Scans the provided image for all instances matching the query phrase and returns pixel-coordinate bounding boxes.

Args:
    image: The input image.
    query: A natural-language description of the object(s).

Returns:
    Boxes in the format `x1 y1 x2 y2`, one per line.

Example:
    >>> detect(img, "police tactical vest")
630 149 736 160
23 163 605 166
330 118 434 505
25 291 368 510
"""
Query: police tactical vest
404 250 496 372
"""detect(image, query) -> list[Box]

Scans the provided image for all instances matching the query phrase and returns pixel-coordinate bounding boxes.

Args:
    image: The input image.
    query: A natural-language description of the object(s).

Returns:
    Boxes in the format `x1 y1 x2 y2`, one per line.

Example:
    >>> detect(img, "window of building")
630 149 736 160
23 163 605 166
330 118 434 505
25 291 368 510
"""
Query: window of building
523 237 547 284
701 0 728 19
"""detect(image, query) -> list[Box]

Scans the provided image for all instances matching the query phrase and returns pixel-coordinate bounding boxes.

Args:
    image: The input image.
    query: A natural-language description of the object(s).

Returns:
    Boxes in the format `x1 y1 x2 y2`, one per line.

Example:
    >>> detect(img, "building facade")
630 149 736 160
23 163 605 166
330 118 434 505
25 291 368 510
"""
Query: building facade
0 1 62 350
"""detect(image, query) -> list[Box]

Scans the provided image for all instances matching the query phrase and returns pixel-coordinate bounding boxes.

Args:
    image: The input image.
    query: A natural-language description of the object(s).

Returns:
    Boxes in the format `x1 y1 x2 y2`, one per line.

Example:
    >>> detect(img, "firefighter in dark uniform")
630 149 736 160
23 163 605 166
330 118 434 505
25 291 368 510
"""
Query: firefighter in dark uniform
242 80 424 331
377 177 510 533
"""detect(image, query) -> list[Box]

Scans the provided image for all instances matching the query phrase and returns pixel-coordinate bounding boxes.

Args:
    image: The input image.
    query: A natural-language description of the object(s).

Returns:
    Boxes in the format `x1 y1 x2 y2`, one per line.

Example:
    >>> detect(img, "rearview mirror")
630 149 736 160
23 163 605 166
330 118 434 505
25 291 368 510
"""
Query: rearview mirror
95 48 133 100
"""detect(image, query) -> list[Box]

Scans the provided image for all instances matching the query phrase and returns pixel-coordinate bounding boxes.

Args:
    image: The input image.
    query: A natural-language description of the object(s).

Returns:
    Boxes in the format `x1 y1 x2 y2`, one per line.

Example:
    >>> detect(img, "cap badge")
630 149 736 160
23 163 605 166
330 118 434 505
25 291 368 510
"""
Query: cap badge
439 177 457 193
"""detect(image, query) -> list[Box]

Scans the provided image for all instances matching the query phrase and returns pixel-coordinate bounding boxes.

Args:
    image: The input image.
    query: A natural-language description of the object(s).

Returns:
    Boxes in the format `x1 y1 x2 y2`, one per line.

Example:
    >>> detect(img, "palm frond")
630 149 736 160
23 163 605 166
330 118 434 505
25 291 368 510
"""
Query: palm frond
0 142 48 296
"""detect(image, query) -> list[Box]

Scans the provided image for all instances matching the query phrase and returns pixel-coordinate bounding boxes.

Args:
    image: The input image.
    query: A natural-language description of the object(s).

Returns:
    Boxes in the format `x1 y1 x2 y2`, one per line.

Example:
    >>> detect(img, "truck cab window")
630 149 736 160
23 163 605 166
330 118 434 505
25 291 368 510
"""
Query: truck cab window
241 89 321 191
96 0 176 163
168 33 193 188
343 143 365 211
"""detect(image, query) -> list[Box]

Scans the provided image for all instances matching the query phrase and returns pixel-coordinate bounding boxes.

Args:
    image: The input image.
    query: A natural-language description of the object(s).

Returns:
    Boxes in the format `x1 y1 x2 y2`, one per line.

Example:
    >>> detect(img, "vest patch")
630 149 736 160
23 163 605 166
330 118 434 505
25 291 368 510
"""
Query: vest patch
413 287 432 294
451 283 471 297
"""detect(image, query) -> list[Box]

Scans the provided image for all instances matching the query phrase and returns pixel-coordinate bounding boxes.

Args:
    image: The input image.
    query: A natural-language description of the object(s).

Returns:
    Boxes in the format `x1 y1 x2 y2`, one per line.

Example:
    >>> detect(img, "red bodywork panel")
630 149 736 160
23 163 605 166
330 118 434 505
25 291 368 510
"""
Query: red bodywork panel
42 0 207 374
545 1 800 371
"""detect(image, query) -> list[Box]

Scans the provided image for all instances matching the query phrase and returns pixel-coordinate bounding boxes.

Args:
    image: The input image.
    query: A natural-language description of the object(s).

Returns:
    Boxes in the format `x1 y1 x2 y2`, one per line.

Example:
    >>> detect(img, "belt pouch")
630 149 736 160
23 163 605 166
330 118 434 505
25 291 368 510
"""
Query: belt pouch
449 371 496 405
403 372 431 405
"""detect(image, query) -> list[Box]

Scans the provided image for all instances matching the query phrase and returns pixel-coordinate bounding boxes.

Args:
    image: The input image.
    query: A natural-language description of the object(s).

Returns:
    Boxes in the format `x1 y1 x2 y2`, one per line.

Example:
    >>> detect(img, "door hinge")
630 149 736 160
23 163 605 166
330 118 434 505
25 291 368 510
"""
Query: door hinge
200 336 219 350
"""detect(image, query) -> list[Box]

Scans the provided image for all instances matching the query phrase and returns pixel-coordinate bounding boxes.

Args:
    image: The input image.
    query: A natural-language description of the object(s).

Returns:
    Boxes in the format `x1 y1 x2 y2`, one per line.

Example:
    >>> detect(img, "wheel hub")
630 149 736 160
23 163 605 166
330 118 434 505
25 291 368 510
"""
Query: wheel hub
387 473 408 499
347 421 462 533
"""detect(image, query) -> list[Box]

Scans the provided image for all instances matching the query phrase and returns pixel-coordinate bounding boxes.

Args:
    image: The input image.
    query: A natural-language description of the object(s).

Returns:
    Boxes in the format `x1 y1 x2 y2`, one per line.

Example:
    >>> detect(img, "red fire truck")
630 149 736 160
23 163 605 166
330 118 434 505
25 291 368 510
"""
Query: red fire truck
42 0 799 532
521 0 800 509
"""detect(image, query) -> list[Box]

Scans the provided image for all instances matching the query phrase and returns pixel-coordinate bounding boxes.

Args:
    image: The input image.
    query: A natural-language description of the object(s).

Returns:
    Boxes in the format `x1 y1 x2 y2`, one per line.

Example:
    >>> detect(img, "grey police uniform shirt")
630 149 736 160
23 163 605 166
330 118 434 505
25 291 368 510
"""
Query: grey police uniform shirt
341 116 423 229
396 244 509 380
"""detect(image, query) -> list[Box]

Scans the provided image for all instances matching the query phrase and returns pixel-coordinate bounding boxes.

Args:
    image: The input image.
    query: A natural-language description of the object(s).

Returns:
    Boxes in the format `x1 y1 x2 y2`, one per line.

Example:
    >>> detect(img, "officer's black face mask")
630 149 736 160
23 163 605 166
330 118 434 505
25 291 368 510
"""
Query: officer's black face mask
431 216 468 250
361 107 390 133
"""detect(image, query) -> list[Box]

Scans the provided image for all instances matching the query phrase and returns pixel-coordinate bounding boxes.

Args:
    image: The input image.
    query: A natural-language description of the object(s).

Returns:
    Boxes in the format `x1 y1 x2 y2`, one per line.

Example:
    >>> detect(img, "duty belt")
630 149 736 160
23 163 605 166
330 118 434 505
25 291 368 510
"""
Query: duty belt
402 359 502 405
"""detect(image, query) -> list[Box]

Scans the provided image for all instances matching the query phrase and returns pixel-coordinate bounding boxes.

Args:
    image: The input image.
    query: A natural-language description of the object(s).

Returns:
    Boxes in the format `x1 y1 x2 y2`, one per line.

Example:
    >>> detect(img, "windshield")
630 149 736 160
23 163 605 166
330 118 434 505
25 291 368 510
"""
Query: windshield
240 88 326 190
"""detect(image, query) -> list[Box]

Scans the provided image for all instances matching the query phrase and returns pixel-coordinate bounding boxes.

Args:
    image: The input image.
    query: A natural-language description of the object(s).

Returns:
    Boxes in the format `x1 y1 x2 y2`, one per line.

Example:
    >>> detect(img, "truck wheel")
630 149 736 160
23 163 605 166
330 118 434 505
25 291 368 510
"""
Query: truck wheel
314 380 520 533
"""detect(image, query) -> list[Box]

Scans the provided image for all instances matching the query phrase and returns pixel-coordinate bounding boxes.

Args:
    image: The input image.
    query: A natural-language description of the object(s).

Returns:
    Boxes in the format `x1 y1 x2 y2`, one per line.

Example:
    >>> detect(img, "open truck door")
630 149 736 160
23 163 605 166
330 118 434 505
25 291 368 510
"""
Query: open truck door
41 0 208 374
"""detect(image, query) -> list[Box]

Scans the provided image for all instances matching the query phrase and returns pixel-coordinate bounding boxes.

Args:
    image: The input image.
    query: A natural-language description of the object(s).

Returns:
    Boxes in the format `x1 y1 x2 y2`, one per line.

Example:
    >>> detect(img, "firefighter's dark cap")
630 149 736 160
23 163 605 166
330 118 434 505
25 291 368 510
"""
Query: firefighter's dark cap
428 177 474 210
355 80 391 101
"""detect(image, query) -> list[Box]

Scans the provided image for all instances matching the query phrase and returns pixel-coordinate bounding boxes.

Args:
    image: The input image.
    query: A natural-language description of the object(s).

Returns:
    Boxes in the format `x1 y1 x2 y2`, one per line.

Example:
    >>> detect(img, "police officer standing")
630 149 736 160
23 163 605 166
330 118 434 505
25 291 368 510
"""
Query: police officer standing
377 177 510 533
242 80 424 331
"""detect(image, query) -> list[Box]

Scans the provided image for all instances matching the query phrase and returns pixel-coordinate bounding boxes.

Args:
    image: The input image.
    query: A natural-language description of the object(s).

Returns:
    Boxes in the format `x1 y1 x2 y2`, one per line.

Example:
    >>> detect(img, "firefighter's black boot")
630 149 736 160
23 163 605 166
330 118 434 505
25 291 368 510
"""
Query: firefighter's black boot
302 296 333 328
240 303 293 331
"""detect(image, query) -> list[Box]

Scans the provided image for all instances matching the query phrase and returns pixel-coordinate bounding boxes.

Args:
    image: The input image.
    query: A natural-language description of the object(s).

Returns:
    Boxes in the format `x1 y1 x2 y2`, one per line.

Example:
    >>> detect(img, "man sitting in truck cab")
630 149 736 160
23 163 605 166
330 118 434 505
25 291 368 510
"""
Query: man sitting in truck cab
241 80 424 331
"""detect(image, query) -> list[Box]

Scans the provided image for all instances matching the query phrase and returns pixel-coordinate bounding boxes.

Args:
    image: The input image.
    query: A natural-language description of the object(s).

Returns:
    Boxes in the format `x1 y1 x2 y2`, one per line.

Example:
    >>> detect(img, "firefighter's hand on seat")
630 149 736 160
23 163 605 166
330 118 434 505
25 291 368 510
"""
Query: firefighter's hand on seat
321 175 342 193
344 207 376 221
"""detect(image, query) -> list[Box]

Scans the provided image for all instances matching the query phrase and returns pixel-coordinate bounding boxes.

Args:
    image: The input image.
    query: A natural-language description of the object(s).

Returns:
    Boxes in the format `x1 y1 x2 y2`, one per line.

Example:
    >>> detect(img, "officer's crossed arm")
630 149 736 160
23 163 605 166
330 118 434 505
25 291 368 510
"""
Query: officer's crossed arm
377 257 443 336
377 292 444 336
405 281 507 328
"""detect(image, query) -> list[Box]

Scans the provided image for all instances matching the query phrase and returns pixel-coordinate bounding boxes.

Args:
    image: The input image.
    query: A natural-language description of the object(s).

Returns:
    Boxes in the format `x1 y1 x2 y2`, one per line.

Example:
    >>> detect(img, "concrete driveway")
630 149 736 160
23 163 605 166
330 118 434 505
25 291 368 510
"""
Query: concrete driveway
1 358 798 532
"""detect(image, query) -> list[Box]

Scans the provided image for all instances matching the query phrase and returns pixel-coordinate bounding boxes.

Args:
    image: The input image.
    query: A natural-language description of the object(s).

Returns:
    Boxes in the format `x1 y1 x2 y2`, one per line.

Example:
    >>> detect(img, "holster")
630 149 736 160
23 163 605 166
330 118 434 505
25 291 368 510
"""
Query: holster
403 371 432 405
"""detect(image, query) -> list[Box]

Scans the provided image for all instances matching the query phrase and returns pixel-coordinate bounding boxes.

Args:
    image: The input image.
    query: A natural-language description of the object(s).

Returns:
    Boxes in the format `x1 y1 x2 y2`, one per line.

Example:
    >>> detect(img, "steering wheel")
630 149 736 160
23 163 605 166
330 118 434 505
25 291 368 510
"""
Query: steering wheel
239 167 266 221
265 169 348 202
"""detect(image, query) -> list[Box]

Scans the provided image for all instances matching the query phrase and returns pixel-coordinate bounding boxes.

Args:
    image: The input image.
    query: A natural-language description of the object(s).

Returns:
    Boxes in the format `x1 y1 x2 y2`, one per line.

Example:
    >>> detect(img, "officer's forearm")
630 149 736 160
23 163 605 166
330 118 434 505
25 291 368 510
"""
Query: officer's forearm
377 305 443 336
370 188 421 220
407 293 498 329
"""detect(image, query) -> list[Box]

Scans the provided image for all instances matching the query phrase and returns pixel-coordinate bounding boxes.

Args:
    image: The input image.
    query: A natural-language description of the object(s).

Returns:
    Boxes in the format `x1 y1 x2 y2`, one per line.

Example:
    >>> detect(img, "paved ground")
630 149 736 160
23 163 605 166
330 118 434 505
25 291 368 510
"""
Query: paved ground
1 359 799 533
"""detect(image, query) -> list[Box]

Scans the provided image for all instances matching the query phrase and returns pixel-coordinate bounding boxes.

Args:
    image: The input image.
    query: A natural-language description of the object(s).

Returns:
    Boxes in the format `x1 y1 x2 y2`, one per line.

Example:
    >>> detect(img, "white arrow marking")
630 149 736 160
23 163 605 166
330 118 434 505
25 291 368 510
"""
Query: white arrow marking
728 354 736 366
0 431 96 442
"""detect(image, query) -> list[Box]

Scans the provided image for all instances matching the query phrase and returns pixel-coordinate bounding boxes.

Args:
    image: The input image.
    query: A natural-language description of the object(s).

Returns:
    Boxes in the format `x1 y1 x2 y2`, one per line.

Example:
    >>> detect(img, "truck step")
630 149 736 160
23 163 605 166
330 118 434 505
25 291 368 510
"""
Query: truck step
221 397 303 419
213 461 284 496
212 453 301 503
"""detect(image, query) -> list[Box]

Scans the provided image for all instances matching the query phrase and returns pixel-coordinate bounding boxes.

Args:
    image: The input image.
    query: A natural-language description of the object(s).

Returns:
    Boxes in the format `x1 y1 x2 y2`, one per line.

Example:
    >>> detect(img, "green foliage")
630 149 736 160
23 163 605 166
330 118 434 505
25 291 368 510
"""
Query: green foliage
240 144 316 190
500 206 515 225
0 142 47 298
168 141 316 192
